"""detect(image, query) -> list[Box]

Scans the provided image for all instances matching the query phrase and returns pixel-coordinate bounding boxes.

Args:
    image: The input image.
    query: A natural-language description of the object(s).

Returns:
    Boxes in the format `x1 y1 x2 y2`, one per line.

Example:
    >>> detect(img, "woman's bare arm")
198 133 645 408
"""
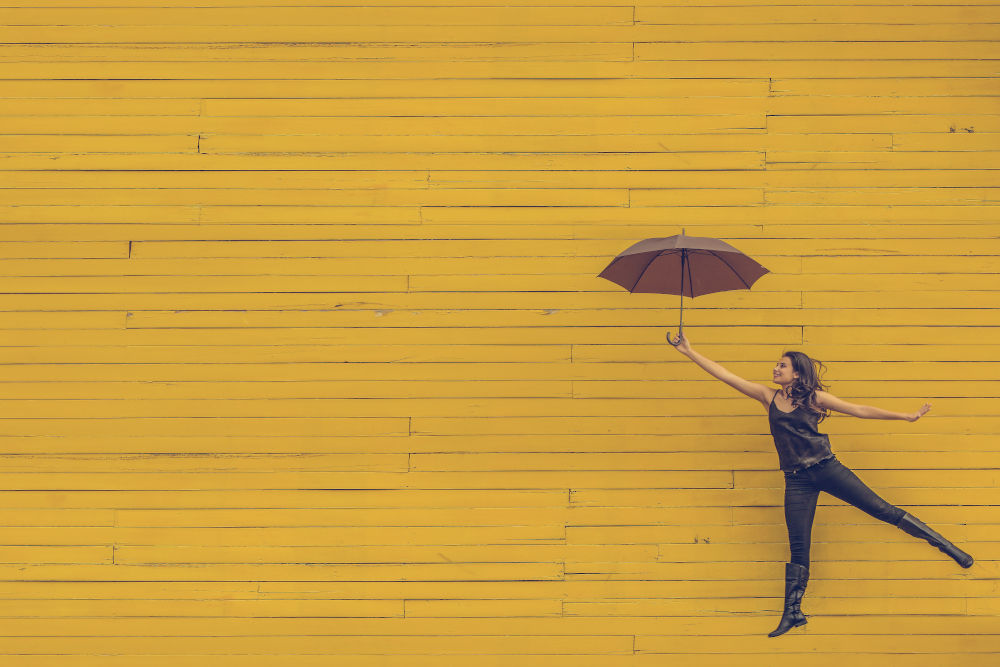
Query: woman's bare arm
671 332 770 407
816 390 931 422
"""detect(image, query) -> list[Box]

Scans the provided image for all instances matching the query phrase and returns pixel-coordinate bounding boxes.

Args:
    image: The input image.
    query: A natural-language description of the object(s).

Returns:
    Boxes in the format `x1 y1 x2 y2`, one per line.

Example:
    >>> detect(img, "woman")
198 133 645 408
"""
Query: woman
670 332 974 638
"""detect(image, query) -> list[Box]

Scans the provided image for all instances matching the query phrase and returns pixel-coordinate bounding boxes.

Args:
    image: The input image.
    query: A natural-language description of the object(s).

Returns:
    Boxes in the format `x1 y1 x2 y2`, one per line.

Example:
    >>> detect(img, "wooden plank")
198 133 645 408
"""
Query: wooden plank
0 275 410 291
0 136 197 152
564 559 1000 580
0 43 637 63
418 204 1000 223
0 135 888 164
408 450 1000 472
0 344 572 363
893 133 1000 150
0 7 637 26
0 525 567 546
1 253 992 278
637 5 1000 24
642 42 1000 61
1 359 991 382
7 170 1000 190
769 115 1000 133
0 242 127 259
0 655 991 667
0 78 770 97
4 59 996 78
636 634 1000 653
9 0 1000 7
773 77 1000 96
0 379 576 399
413 415 1000 437
0 99 201 115
0 24 993 45
0 115 766 134
767 151 1000 169
0 152 767 172
113 545 657 564
0 454 408 473
0 615 997 640
801 291 1000 308
0 470 734 490
765 188 1000 205
0 634 637 653
203 97 771 116
0 488 570 509
2 171 431 189
0 546 111 564
0 188 630 207
0 375 994 401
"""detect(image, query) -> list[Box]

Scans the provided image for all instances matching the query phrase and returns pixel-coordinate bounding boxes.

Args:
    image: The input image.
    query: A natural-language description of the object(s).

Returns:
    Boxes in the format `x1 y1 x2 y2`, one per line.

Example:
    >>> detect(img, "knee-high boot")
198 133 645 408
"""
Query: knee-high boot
768 562 809 638
895 512 973 568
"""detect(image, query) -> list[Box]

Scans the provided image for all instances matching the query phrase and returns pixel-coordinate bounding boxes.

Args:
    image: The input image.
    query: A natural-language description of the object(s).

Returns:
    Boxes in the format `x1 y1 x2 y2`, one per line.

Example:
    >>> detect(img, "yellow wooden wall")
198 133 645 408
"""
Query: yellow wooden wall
1 0 998 664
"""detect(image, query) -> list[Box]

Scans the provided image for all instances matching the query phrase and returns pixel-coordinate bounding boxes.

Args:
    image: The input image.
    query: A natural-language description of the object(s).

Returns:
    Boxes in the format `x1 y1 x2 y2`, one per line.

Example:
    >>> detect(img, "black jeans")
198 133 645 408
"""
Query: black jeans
783 456 906 568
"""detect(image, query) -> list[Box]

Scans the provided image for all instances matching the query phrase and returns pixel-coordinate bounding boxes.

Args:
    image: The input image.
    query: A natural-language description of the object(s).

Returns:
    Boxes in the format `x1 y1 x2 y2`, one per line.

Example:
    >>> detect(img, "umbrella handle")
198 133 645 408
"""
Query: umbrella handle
666 287 685 347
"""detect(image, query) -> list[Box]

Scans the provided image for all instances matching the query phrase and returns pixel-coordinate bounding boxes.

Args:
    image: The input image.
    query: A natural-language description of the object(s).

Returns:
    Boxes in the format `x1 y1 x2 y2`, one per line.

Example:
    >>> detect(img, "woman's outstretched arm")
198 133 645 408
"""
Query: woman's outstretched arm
816 390 932 422
670 332 771 407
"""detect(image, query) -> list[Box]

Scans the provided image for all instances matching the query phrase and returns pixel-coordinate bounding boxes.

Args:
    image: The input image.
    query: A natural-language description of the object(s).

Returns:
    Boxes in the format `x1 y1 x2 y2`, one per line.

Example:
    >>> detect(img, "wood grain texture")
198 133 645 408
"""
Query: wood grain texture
0 1 996 665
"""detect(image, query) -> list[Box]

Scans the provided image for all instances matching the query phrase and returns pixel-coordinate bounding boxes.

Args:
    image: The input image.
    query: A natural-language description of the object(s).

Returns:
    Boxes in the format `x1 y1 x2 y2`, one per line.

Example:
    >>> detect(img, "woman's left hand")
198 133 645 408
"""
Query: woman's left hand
906 403 932 422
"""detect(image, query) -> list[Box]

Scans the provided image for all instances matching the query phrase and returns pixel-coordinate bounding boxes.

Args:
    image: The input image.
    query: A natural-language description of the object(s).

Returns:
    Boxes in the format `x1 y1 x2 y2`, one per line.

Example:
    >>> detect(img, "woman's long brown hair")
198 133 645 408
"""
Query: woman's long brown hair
781 350 831 422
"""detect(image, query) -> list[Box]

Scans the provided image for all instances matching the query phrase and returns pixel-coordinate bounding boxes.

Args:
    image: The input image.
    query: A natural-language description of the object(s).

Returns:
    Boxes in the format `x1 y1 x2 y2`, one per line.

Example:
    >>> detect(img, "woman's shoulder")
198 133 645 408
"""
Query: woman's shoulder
763 387 780 412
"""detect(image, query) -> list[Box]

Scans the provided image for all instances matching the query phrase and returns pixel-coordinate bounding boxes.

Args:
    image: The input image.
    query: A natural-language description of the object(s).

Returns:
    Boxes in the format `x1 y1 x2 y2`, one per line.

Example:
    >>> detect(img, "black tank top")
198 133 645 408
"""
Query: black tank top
768 390 834 472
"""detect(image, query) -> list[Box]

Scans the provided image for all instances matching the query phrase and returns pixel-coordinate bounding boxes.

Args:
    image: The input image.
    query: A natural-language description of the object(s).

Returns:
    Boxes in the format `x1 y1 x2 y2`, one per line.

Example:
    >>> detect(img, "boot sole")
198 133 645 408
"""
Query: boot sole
768 618 807 638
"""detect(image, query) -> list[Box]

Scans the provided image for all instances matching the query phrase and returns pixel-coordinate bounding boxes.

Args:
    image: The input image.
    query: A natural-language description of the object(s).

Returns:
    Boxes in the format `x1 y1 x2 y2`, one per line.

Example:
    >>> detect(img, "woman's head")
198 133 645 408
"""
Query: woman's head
774 351 830 421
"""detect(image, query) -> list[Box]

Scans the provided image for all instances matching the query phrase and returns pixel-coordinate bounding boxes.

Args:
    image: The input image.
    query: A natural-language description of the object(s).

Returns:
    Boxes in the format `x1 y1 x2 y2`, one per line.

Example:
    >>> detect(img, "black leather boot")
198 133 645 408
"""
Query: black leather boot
896 512 973 568
768 562 809 637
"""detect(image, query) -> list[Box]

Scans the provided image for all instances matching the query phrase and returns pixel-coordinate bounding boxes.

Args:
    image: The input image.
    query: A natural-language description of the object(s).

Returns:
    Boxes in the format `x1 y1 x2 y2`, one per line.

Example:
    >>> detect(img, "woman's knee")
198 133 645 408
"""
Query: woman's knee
883 505 906 525
788 543 810 568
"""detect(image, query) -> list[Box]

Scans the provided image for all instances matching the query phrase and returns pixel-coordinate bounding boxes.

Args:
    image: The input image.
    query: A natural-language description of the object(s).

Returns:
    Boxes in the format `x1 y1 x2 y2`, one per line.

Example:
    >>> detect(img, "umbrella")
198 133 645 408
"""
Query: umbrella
597 230 769 347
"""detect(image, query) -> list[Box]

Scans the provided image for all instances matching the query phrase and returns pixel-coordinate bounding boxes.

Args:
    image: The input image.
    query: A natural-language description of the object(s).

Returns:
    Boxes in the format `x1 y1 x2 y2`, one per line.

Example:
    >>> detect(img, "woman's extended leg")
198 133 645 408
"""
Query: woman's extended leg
815 458 973 568
812 458 904 526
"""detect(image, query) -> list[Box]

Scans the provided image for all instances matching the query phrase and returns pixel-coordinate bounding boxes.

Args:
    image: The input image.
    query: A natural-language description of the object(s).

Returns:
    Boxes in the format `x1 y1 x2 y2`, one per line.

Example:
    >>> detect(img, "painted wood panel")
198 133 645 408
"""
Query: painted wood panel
0 1 996 665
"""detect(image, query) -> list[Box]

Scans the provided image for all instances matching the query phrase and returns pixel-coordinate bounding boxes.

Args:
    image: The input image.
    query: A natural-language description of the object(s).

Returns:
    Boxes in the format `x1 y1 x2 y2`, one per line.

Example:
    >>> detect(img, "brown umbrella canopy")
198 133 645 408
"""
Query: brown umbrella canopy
598 232 769 345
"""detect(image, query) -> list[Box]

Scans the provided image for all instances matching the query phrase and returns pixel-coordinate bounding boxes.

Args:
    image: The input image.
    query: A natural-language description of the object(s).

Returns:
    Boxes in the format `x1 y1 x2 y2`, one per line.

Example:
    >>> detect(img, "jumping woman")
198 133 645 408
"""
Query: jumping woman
670 332 974 638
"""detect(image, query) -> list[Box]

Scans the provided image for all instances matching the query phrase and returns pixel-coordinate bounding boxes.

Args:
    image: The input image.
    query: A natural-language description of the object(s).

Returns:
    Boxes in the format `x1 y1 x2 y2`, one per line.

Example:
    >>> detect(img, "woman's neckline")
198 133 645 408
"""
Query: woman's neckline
771 390 798 414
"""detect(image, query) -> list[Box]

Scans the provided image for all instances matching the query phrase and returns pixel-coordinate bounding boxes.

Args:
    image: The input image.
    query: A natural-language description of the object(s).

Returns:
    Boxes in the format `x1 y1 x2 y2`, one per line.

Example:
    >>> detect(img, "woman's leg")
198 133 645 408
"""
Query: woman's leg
770 472 819 637
812 458 905 526
783 472 821 568
814 458 973 567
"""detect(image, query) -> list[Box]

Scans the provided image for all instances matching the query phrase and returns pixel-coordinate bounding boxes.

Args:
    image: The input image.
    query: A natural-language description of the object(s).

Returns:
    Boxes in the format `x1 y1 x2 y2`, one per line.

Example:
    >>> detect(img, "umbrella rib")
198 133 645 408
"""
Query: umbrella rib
708 251 752 289
629 250 665 292
685 248 694 298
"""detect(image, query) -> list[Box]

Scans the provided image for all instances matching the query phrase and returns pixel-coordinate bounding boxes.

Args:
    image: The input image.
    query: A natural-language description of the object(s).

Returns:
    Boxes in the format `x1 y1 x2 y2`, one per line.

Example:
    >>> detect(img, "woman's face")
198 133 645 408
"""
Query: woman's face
772 356 799 386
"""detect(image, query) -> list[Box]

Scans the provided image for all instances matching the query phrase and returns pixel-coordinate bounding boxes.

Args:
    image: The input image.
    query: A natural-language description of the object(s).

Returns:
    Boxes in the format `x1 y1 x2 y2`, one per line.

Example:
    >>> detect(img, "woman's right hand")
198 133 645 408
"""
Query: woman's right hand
668 330 692 355
906 402 932 422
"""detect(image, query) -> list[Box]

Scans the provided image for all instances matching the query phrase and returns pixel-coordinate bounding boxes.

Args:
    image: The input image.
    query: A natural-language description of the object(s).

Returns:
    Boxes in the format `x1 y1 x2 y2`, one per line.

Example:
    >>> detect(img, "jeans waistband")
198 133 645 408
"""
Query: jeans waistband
785 454 836 476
